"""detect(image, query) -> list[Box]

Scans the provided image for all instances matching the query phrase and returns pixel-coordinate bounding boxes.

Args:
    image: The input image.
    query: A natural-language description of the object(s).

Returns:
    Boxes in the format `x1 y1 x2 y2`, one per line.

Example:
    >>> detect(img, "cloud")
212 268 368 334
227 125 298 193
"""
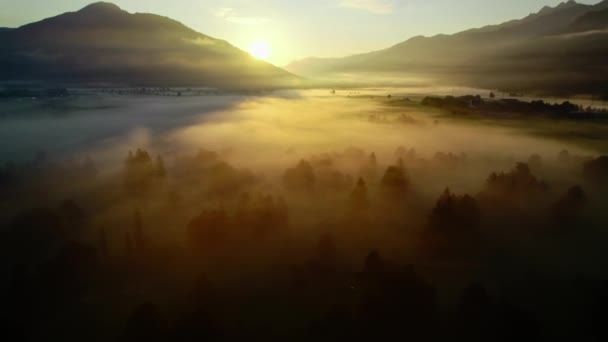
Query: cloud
338 0 395 14
212 8 271 25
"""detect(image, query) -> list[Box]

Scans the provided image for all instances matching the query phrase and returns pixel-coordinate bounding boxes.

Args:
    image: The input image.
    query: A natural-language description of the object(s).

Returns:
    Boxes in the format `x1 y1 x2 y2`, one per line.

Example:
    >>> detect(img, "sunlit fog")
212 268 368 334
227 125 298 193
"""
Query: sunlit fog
2 1 608 341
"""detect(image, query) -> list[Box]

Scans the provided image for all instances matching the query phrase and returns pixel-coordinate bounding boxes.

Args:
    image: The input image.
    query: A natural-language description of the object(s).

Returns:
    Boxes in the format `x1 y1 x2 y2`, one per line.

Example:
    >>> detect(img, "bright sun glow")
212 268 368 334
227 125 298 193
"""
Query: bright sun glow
249 40 272 60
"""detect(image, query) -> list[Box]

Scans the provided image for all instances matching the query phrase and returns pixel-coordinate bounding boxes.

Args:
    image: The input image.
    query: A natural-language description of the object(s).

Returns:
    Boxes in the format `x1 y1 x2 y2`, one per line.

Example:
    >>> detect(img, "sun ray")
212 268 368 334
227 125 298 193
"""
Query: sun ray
249 40 272 60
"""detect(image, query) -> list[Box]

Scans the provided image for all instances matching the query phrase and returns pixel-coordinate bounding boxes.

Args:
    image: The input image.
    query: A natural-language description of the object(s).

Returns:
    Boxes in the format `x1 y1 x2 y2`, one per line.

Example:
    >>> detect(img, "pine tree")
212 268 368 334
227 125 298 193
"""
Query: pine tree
156 156 166 178
350 178 369 211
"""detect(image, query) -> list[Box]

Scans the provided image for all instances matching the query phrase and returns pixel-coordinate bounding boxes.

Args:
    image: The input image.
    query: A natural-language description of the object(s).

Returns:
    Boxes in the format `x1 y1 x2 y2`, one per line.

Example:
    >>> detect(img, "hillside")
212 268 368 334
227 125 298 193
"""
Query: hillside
286 0 608 96
568 7 608 31
0 2 298 89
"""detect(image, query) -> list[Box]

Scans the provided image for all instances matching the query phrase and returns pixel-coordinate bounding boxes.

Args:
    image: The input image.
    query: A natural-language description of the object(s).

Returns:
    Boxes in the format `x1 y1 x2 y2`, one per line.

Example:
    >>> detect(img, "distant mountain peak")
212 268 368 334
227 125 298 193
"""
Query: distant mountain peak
557 0 579 9
78 2 123 14
537 0 579 16
595 0 608 10
538 6 552 15
0 1 297 88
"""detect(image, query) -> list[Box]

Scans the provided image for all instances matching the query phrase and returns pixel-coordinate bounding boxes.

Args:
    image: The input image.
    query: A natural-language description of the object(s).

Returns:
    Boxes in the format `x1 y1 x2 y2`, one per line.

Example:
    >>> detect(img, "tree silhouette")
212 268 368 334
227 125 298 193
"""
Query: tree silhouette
380 165 409 198
423 188 481 258
155 156 167 178
480 163 549 211
363 152 379 182
318 233 337 266
356 251 438 340
188 207 228 251
553 185 586 224
349 178 369 211
124 149 164 195
284 160 316 193
583 156 608 184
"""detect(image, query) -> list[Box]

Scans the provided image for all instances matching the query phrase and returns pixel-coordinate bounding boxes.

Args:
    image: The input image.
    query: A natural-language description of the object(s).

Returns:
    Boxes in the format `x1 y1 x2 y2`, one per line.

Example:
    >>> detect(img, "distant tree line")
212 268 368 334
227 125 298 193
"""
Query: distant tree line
0 88 69 99
421 95 607 118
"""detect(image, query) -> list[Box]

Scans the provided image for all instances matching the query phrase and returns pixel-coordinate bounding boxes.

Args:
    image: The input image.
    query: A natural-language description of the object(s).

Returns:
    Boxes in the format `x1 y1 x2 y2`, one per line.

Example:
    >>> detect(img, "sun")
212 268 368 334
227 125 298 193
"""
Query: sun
249 40 272 60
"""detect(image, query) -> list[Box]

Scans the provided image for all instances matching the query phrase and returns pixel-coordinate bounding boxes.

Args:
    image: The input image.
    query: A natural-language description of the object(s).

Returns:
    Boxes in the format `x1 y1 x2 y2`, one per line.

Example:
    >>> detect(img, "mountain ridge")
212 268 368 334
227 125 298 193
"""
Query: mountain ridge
288 0 601 67
567 7 608 32
286 0 608 96
78 2 122 13
0 2 298 89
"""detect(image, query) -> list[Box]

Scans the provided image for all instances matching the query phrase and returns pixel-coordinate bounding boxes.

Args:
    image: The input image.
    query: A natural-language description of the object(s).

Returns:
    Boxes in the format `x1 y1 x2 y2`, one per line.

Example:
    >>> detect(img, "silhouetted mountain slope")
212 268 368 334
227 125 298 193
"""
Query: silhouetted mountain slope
595 0 608 10
287 0 608 96
0 2 298 89
456 0 588 38
568 7 608 32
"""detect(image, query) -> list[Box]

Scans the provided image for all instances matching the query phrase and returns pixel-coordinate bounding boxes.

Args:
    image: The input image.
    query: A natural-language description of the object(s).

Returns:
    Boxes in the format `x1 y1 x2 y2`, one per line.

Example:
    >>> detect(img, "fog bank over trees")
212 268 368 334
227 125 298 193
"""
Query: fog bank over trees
2 90 608 340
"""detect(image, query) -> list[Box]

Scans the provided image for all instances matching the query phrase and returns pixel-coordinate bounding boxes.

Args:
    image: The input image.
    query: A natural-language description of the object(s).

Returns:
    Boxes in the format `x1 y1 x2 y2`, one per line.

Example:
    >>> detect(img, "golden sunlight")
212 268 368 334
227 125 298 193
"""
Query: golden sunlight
248 40 272 60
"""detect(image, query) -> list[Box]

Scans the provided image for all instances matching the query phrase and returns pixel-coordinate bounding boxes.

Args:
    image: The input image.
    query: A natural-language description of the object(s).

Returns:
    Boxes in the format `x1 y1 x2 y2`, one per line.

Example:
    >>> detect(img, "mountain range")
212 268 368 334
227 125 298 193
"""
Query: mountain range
1 1 607 95
0 2 298 89
286 0 608 96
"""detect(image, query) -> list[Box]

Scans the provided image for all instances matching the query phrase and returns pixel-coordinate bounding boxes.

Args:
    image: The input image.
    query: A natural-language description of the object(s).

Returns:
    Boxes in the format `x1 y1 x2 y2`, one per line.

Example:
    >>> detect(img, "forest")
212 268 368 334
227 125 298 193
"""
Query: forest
1 135 608 341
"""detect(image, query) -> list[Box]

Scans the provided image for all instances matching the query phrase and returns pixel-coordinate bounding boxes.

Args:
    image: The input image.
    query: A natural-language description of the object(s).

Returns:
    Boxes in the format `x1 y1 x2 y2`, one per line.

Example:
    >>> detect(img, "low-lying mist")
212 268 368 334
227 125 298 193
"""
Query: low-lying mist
1 90 608 341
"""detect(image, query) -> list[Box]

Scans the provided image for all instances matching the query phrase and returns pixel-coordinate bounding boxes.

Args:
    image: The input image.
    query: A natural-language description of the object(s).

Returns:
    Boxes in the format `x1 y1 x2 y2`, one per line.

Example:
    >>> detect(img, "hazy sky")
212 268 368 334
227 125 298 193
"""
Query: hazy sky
0 0 603 65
